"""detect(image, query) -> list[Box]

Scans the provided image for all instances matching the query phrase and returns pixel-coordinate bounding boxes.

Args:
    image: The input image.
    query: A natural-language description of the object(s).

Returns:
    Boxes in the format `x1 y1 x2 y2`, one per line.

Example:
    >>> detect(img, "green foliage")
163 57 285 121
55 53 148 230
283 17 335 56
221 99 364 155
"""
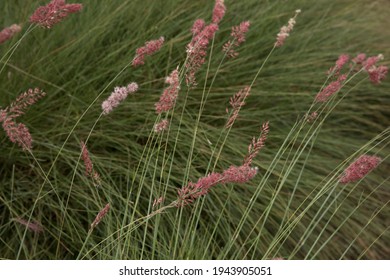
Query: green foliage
0 0 389 259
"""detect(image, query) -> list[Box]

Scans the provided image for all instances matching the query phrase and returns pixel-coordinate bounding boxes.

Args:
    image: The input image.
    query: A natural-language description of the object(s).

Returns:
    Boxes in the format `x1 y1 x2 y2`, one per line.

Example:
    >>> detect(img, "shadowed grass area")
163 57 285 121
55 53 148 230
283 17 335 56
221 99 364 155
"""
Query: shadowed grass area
0 0 389 259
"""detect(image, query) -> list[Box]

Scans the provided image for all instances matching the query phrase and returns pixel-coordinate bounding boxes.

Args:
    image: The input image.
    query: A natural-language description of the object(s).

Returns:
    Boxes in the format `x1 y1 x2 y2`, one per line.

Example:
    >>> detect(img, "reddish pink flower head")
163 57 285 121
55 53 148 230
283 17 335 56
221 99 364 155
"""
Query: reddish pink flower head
221 165 258 184
339 155 381 184
102 82 138 115
352 53 366 64
275 9 301 47
223 21 251 58
90 203 110 230
315 74 347 103
367 65 388 84
30 0 83 29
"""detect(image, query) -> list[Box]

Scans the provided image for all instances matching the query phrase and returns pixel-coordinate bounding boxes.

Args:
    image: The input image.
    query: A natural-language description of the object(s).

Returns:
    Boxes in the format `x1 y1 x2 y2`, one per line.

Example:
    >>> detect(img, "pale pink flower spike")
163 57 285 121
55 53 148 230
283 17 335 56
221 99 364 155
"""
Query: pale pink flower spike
275 9 301 47
0 24 22 44
0 88 46 150
102 82 138 115
90 203 110 230
315 74 347 103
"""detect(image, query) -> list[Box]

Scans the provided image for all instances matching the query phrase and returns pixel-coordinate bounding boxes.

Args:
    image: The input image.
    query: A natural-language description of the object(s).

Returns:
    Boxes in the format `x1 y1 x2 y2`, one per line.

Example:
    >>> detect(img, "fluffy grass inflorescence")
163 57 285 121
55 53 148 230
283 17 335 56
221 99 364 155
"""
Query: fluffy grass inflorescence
0 0 389 260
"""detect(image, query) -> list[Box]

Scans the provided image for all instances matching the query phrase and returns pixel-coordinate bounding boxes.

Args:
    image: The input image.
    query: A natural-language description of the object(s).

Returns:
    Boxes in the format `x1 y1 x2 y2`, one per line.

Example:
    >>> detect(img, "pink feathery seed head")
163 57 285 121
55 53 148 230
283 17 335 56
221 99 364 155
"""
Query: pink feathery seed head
90 203 110 230
1 88 46 150
15 218 44 233
196 172 223 190
177 172 223 207
234 21 250 44
352 53 366 64
132 37 165 67
306 111 318 123
226 86 251 128
275 9 301 47
80 141 93 176
7 88 46 119
339 155 382 184
221 165 258 184
0 24 22 44
102 82 138 115
30 0 83 29
315 74 346 103
328 54 349 76
191 19 206 36
243 121 270 166
155 68 181 114
152 196 164 208
212 0 226 24
2 121 33 150
363 54 384 70
367 65 388 84
203 23 219 39
185 24 218 86
223 21 251 58
154 119 169 133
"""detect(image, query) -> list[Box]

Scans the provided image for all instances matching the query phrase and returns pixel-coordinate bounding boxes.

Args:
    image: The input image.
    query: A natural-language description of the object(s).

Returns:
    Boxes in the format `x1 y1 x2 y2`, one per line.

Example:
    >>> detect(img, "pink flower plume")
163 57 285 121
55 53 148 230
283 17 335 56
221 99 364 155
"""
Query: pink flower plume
223 21 250 58
0 24 22 44
30 0 83 29
212 0 226 24
132 37 165 67
155 68 180 114
102 82 138 115
0 88 46 150
275 9 301 47
339 155 381 184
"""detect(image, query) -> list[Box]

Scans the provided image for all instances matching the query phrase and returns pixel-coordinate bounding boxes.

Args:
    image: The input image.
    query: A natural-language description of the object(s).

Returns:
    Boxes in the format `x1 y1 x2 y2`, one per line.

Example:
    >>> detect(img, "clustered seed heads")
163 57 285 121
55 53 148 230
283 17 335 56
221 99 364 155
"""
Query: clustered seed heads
30 0 83 29
339 155 381 184
90 203 110 230
223 21 250 58
155 68 180 114
315 53 388 103
275 9 301 47
14 217 44 233
225 86 251 128
0 88 46 150
315 74 347 103
177 122 269 207
185 0 226 86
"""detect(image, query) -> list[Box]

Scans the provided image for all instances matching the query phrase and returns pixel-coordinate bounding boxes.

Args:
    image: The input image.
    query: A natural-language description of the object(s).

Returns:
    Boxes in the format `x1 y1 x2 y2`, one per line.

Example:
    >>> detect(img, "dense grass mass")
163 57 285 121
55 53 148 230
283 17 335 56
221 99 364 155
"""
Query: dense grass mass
0 0 389 260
